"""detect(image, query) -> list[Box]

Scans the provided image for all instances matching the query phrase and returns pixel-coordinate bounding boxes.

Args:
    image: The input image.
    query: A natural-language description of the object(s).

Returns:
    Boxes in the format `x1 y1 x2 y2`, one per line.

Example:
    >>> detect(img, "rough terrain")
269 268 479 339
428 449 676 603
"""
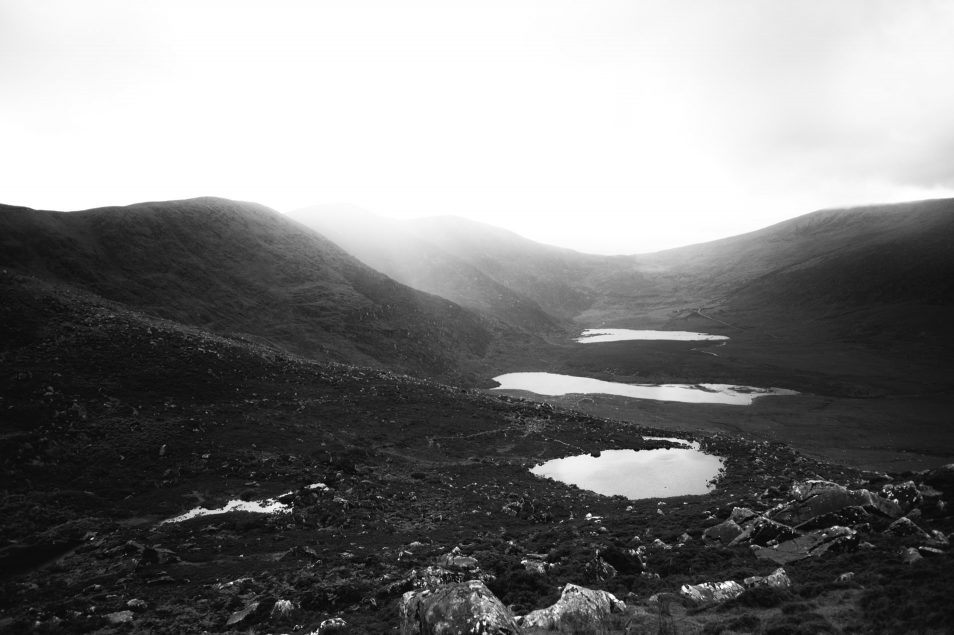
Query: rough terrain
3 272 953 633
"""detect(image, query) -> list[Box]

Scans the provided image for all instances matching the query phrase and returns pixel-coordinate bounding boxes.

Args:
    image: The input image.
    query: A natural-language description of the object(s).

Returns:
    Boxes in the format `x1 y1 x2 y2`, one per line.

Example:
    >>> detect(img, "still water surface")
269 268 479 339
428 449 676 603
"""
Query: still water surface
492 372 797 405
575 329 729 343
531 444 723 498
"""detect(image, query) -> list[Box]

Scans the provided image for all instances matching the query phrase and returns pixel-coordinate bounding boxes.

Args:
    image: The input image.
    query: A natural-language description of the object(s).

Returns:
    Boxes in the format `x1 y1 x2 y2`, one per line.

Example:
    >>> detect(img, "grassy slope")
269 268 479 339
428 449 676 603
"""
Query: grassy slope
291 207 564 335
0 197 500 383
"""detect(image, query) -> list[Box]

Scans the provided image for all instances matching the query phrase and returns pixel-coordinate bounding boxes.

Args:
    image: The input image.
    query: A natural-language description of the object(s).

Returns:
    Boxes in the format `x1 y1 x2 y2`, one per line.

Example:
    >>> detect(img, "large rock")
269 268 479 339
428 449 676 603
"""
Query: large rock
729 516 800 546
400 580 521 635
772 480 901 527
703 519 743 545
679 580 745 606
881 481 923 512
753 526 858 565
517 584 625 633
743 567 791 590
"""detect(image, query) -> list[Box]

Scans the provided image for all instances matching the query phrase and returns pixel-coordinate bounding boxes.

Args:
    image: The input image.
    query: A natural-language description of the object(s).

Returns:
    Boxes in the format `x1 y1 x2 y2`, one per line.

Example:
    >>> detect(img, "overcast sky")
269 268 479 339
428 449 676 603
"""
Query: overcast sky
3 1 953 254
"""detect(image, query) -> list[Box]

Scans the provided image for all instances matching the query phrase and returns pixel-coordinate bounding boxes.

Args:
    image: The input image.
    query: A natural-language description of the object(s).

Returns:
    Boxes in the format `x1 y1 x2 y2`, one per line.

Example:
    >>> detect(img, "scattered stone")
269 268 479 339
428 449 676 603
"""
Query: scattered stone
680 580 745 606
105 610 133 624
439 546 479 571
159 444 167 457
521 557 548 575
400 580 519 635
318 617 348 632
518 583 625 631
126 598 147 612
836 572 855 583
226 601 261 627
743 567 791 590
271 599 295 618
901 547 924 564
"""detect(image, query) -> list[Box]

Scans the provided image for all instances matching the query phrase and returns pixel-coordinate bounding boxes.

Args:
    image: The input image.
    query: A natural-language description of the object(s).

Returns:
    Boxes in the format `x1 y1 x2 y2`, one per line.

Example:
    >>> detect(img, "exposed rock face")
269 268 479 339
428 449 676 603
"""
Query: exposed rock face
679 580 745 606
400 580 521 635
517 583 625 633
884 516 931 539
753 526 858 564
771 480 901 527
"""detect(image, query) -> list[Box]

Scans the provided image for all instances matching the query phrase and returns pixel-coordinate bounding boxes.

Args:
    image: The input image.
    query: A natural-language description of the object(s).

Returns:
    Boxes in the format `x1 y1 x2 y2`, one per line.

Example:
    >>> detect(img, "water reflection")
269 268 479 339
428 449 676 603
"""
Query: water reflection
575 329 729 343
492 372 797 405
532 447 723 498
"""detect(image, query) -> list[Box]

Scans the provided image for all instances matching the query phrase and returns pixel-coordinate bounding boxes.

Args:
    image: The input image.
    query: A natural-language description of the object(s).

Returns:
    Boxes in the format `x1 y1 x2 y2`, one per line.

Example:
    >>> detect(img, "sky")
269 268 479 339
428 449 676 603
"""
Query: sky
3 1 953 254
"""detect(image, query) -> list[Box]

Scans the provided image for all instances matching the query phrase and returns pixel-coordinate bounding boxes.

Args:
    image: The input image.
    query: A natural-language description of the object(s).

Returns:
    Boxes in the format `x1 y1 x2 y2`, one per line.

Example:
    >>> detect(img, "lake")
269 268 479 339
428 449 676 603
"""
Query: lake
492 372 798 405
531 443 724 498
575 328 729 343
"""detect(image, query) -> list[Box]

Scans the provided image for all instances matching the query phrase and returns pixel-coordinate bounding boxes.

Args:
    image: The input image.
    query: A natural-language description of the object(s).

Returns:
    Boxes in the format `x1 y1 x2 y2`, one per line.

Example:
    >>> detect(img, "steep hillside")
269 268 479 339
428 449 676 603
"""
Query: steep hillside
0 197 497 382
643 199 954 348
291 206 563 334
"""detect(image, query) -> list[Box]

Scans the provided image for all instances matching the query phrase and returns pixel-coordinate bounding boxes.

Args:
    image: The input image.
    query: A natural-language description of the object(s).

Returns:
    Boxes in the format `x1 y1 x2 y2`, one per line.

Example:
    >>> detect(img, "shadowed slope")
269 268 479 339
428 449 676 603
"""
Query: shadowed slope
0 197 496 382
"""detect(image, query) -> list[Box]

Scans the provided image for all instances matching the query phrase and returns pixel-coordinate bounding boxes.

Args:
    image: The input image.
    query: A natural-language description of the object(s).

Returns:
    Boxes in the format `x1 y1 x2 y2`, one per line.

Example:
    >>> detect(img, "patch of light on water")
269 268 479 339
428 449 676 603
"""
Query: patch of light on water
532 448 724 499
492 372 797 405
575 329 729 343
162 495 292 524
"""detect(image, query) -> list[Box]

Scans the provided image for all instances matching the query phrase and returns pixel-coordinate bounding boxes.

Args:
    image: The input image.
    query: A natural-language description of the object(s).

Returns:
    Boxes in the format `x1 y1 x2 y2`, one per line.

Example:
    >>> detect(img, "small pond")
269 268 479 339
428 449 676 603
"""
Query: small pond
531 442 724 498
492 372 797 405
575 329 729 343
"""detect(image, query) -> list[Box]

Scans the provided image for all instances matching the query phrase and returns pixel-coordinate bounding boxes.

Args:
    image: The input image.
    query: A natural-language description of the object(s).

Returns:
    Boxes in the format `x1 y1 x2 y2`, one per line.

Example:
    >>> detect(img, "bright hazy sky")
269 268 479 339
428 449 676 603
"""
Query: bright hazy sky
3 1 953 254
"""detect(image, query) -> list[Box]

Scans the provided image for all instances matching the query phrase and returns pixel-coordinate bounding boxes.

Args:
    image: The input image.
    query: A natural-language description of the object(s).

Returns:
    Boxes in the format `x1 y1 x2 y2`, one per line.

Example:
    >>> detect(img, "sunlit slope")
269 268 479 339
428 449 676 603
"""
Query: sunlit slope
292 206 563 334
0 197 496 381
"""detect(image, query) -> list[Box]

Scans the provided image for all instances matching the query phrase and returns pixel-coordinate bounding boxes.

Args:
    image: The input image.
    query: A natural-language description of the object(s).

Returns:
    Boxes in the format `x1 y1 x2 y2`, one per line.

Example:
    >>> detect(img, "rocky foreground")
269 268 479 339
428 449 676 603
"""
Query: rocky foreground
2 272 954 634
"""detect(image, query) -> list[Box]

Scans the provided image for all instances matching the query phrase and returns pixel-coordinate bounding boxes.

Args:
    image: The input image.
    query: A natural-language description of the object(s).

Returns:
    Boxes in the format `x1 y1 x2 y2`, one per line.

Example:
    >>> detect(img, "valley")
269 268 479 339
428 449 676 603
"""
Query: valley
1 197 953 633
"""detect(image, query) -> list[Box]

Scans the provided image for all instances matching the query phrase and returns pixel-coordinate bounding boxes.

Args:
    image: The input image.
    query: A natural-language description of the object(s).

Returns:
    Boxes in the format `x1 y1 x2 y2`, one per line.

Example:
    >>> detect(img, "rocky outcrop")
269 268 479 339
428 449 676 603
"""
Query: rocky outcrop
752 526 858 564
771 480 901 527
743 567 791 590
400 580 521 635
679 580 745 606
517 583 625 633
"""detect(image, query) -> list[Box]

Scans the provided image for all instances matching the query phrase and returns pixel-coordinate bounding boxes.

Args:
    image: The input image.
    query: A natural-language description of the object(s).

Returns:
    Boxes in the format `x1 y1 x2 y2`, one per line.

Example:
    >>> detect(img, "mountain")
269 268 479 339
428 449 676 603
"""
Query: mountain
639 199 954 347
0 197 498 382
290 206 564 334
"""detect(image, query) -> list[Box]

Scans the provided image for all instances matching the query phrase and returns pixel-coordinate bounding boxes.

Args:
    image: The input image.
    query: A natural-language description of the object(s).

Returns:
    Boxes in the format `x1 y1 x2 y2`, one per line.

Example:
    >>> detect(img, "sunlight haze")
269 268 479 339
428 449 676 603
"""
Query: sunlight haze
3 1 953 253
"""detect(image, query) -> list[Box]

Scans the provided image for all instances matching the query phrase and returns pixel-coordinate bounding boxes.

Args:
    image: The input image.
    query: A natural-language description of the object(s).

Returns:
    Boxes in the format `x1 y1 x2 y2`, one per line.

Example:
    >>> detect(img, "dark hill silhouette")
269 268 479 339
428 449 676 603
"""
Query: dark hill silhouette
637 199 954 349
0 197 497 382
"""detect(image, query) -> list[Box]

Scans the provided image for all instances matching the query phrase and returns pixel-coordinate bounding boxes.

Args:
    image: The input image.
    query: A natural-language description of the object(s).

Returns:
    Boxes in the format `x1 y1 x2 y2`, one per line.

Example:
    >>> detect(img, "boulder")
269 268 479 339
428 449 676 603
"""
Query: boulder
679 580 745 606
772 481 901 527
884 516 931 540
439 546 479 571
880 481 923 512
923 464 954 497
400 580 521 635
729 507 758 524
703 520 743 545
517 583 625 632
226 601 261 627
730 516 800 547
743 567 791 590
753 526 858 565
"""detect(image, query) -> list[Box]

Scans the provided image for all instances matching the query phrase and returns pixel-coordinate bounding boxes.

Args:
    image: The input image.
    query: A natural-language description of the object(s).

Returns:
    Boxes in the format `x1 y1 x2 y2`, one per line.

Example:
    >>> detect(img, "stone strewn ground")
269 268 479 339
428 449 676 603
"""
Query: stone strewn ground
1 272 953 633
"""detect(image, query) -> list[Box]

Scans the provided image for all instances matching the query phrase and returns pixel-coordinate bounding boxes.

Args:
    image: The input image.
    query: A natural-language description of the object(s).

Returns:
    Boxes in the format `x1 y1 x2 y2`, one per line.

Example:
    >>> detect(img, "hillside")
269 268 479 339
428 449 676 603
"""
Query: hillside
2 270 952 633
291 206 563 334
0 197 499 383
638 199 954 355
